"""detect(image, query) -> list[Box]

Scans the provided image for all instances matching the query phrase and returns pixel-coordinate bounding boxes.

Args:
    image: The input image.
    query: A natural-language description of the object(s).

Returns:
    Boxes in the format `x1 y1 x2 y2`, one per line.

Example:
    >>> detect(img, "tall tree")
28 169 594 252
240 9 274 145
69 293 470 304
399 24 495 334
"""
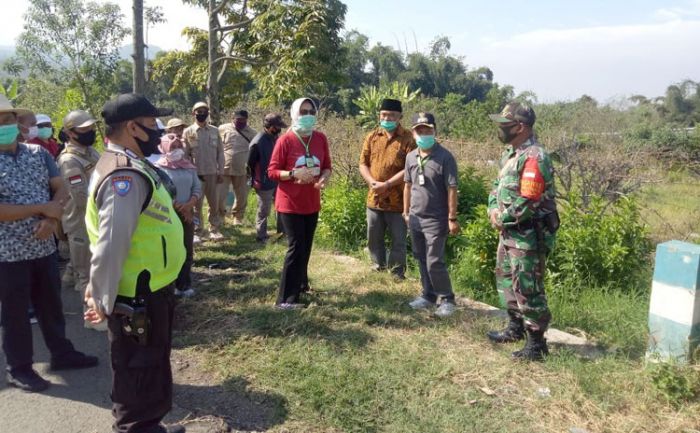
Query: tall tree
17 0 129 123
133 0 146 94
155 0 346 124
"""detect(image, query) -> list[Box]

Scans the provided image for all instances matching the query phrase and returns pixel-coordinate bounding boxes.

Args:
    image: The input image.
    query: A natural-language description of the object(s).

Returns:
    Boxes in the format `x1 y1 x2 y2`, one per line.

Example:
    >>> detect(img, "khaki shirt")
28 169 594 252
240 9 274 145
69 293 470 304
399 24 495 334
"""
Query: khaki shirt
57 143 101 235
359 124 416 212
183 123 224 176
219 123 257 176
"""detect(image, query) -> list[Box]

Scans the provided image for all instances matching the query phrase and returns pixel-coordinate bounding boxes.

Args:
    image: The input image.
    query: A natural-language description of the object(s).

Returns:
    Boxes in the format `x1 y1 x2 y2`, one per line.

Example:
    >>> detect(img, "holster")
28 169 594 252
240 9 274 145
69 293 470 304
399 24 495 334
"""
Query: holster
112 300 150 346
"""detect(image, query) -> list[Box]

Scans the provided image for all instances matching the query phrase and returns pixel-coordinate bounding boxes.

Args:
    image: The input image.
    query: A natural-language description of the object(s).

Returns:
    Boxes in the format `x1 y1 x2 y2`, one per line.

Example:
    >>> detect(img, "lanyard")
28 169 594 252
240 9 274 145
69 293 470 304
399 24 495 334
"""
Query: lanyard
292 130 313 157
417 154 430 174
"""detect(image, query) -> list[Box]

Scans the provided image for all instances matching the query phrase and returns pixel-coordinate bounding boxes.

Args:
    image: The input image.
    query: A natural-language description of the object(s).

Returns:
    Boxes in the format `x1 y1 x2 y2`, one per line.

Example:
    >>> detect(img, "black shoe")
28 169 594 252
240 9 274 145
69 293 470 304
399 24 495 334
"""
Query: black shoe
511 331 549 362
487 318 525 343
7 368 50 392
50 351 99 371
163 424 186 433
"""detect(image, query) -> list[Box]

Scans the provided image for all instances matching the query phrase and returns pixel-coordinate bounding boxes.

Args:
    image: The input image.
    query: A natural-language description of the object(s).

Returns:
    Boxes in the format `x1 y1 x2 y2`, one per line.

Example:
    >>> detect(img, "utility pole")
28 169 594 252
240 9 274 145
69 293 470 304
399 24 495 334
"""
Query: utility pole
132 0 146 94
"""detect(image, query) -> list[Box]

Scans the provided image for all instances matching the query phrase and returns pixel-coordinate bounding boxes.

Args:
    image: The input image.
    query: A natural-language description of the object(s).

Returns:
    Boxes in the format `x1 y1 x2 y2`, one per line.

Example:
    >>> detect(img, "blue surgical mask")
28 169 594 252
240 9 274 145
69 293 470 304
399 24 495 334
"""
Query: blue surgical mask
297 114 316 130
0 124 19 146
416 134 435 150
380 120 397 131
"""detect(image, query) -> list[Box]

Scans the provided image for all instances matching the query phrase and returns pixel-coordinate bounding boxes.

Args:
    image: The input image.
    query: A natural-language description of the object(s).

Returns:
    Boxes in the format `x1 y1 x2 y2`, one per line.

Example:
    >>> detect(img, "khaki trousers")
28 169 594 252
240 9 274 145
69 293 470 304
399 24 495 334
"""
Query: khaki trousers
196 174 222 232
218 174 249 220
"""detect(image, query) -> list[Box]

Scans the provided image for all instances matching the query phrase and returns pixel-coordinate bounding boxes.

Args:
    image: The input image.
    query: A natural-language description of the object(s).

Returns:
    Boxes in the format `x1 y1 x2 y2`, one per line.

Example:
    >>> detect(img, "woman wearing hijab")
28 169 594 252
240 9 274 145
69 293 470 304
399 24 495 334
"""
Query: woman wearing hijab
156 133 202 298
268 98 332 309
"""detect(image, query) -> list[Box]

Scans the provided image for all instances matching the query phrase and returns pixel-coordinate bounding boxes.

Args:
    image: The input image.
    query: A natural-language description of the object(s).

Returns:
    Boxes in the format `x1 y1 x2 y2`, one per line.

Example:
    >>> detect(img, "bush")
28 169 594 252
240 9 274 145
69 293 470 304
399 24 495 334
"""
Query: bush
317 179 368 252
449 194 653 304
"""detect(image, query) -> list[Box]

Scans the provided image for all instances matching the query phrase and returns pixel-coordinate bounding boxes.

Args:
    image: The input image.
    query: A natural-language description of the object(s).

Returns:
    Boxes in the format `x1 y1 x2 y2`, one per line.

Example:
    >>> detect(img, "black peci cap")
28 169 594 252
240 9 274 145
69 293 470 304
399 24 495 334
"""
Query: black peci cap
101 93 173 125
263 113 288 128
380 98 402 113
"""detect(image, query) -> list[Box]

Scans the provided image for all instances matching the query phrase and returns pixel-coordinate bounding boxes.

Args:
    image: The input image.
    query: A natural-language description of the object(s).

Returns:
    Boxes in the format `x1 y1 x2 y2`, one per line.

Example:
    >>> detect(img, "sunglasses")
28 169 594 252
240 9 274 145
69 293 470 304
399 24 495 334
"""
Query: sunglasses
299 109 316 116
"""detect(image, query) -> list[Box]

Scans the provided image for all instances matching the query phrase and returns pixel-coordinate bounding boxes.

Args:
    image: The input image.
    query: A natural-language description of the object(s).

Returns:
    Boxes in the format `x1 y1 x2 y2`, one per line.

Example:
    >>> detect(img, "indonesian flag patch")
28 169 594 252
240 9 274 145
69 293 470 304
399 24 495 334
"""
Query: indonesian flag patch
112 176 133 197
68 175 83 185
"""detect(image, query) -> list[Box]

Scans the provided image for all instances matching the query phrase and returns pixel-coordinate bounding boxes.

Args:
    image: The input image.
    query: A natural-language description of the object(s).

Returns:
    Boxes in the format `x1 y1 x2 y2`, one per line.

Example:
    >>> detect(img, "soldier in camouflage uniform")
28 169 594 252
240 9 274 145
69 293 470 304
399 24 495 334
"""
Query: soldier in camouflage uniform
485 101 558 361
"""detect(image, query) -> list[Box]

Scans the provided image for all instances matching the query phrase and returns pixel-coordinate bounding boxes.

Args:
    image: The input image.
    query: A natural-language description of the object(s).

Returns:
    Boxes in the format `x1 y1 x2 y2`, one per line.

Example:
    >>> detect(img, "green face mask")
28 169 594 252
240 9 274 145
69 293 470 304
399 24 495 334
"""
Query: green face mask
380 120 397 131
416 134 435 150
297 114 317 130
38 127 53 140
0 124 19 146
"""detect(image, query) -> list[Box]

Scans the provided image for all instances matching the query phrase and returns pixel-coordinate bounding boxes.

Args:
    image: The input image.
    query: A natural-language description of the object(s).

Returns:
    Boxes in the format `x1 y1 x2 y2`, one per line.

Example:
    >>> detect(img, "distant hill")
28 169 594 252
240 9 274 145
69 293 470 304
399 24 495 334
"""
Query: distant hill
0 45 15 62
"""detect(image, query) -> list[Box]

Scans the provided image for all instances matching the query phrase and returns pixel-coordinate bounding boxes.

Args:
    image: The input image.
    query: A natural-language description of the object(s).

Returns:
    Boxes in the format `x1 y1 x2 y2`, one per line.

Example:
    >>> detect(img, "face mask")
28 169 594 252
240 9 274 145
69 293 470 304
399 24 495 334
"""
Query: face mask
234 120 247 130
38 127 53 140
167 148 184 161
380 120 397 132
74 130 96 147
297 114 316 131
498 124 519 144
195 113 208 123
23 125 38 140
0 124 19 146
134 122 163 157
415 134 435 150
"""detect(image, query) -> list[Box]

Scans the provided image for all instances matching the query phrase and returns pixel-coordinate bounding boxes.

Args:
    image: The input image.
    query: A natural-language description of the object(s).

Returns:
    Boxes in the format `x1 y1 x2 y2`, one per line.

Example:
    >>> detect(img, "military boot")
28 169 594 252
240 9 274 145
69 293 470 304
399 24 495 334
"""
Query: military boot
487 314 525 343
511 330 549 361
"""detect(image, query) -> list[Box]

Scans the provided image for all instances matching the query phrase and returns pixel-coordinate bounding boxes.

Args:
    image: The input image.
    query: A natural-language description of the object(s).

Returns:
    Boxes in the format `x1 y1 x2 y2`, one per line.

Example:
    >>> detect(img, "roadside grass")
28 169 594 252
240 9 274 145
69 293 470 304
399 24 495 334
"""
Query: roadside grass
638 168 700 244
171 214 700 433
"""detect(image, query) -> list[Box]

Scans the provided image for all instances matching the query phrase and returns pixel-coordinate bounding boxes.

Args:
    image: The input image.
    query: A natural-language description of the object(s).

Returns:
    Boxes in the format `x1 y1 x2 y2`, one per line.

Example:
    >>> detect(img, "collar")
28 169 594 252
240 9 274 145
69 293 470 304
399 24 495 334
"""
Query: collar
65 142 90 155
107 142 141 160
0 142 22 157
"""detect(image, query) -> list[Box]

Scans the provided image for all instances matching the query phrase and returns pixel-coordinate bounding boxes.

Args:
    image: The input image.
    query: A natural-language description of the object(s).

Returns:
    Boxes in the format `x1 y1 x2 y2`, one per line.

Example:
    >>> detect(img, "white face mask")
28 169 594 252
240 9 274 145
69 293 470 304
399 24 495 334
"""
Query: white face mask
167 148 184 161
23 125 39 140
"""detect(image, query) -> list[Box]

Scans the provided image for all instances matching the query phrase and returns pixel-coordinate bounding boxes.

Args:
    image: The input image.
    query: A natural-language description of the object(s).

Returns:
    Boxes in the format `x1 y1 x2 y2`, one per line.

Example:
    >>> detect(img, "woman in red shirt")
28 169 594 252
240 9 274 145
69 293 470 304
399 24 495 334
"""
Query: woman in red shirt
268 97 332 309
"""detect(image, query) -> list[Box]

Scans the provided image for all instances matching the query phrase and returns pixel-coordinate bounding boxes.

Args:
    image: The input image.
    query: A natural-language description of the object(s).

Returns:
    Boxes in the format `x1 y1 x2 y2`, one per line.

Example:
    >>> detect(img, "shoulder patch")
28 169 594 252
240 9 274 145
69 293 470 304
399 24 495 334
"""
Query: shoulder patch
68 175 83 185
112 175 133 196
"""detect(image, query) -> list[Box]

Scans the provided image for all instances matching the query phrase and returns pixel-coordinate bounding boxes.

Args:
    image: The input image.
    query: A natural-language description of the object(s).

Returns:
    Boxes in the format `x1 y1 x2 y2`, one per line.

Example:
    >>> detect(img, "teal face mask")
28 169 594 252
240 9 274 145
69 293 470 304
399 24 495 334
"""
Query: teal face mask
0 124 19 146
38 127 53 140
380 120 397 131
297 114 316 130
416 134 435 150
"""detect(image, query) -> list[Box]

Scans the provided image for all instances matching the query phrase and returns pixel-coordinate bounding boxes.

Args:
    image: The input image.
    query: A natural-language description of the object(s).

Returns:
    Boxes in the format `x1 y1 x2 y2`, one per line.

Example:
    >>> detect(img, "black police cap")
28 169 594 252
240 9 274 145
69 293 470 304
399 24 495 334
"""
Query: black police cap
101 93 173 125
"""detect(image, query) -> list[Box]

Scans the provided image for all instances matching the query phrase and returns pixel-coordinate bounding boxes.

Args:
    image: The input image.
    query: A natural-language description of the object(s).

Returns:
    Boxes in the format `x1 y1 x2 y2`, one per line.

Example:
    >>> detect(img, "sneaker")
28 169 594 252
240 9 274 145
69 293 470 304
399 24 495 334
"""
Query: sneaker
209 231 224 240
435 302 457 317
6 368 50 393
408 296 436 310
179 288 196 298
50 351 99 371
193 235 202 245
275 303 306 310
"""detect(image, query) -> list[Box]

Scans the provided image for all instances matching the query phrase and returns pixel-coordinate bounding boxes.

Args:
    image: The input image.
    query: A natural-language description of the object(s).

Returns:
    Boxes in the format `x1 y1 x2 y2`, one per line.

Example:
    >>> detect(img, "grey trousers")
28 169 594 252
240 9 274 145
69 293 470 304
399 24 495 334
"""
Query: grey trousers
366 208 407 277
255 188 275 240
410 227 454 303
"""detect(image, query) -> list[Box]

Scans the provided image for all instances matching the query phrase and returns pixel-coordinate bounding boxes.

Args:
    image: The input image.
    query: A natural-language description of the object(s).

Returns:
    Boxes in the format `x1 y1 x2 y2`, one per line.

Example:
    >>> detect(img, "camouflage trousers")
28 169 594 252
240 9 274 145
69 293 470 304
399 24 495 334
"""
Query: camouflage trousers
495 239 551 332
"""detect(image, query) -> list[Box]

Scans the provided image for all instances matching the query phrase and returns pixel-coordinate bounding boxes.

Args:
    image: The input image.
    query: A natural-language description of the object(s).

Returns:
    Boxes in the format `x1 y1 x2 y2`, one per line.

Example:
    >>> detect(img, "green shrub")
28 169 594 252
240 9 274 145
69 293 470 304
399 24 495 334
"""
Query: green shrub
317 179 368 252
648 362 699 407
456 167 490 220
550 194 653 291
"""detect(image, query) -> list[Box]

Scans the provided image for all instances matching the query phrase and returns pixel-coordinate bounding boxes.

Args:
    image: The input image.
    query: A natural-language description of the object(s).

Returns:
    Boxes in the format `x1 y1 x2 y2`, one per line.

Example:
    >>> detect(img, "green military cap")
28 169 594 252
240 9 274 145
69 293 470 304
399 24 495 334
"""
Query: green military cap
489 101 536 126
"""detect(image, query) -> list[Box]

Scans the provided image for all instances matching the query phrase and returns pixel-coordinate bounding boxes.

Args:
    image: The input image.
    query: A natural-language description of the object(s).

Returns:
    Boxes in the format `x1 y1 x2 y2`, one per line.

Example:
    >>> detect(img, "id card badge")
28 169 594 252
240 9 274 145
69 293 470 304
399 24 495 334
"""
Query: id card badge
418 174 425 186
305 156 315 168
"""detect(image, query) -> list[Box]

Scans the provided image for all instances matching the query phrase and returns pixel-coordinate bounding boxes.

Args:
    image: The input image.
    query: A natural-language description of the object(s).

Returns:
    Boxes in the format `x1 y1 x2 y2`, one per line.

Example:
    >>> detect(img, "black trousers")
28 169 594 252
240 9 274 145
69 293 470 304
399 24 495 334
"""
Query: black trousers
175 217 194 291
109 285 175 433
0 253 74 372
277 212 318 304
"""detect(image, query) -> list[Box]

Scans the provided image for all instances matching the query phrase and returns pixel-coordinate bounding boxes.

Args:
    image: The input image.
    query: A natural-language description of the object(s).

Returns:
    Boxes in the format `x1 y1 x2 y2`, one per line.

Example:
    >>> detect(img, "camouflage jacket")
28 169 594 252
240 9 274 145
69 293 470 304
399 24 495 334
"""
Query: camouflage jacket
487 137 557 251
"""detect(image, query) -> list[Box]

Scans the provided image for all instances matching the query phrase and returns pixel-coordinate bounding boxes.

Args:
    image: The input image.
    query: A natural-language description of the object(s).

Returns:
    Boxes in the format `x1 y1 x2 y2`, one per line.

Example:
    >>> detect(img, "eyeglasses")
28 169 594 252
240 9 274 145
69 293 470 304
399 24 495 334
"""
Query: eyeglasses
299 109 316 116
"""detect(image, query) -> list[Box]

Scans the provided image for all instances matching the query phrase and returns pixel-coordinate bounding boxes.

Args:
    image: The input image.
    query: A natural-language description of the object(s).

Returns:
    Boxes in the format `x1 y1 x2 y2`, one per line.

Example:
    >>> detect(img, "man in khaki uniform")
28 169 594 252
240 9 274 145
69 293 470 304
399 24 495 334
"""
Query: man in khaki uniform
183 102 224 240
218 109 257 225
57 110 101 296
166 118 186 139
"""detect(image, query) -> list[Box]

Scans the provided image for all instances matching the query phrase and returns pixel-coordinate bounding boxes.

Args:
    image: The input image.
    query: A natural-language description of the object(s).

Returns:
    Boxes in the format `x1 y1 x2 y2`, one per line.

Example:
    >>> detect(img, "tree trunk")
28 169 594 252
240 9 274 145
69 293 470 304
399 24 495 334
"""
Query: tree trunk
132 0 146 94
207 0 220 125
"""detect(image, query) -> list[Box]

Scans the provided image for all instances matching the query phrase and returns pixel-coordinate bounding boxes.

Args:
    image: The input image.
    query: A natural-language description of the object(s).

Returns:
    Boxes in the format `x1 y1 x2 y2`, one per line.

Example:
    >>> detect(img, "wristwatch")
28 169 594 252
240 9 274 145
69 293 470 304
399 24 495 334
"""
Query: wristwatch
289 169 295 179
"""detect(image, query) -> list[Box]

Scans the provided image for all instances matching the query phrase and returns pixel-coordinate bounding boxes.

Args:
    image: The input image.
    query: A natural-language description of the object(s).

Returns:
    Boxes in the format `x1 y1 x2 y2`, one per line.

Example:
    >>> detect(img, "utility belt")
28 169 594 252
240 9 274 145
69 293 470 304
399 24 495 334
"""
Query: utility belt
112 283 174 346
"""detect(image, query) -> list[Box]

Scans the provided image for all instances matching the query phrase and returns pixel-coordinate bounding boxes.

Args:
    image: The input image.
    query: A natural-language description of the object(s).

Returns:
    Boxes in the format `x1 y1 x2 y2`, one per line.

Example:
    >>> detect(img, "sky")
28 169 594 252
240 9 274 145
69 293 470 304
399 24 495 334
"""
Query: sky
1 0 699 103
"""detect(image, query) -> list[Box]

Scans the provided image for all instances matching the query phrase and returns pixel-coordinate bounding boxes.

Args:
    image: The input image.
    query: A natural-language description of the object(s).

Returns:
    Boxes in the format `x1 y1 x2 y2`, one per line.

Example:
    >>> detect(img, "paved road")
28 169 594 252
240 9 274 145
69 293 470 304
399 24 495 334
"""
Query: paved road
0 284 199 433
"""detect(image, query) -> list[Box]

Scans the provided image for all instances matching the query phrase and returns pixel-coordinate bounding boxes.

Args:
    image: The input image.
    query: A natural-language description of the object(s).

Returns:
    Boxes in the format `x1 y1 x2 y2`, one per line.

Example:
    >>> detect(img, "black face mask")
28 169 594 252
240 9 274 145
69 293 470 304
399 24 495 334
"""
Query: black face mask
73 130 96 147
498 124 519 144
195 113 209 123
134 122 163 157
